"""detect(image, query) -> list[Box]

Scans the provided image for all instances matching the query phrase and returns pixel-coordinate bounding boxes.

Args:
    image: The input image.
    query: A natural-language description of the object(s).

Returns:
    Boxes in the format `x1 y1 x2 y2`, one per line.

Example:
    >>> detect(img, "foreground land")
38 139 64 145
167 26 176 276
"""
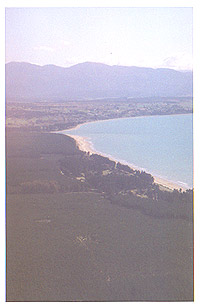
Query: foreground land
6 130 193 301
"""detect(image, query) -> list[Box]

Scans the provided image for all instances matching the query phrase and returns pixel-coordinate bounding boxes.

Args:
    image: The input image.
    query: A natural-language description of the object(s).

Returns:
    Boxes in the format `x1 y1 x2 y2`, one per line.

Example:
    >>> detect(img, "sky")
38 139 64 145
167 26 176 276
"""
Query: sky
5 7 193 70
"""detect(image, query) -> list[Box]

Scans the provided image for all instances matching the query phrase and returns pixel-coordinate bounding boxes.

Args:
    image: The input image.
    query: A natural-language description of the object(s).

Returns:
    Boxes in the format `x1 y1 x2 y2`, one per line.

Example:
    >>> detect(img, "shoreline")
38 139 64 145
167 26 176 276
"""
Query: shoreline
62 134 191 192
63 112 192 134
55 112 192 192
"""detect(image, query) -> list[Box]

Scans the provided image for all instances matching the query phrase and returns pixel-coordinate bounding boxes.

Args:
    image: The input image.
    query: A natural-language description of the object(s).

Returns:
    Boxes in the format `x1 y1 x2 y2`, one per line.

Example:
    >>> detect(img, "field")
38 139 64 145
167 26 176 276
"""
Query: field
6 130 193 301
6 97 192 132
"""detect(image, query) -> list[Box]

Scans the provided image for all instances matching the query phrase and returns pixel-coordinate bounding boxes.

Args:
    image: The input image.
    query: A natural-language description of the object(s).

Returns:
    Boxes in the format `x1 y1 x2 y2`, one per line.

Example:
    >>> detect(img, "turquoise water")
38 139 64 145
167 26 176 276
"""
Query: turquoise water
61 114 193 189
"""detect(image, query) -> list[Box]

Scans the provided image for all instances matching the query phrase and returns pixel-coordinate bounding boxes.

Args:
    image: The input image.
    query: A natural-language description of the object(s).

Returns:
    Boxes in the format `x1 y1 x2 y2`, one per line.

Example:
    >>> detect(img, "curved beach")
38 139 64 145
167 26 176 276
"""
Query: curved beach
69 134 189 191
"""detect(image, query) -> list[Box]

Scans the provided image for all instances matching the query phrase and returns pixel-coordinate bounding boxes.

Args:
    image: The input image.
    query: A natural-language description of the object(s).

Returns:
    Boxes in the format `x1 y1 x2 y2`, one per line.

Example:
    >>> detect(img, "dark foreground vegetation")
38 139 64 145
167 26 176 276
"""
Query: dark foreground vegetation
58 149 192 219
6 130 193 301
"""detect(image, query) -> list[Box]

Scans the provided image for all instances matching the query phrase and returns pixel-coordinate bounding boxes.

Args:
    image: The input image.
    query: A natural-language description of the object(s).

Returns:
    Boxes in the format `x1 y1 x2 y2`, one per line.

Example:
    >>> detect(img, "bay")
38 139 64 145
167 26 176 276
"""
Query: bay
62 114 193 189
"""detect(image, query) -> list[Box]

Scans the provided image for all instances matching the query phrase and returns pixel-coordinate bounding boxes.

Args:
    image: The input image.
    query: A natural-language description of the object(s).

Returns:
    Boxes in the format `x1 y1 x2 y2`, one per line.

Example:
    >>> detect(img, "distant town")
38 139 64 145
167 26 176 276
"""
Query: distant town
6 96 192 132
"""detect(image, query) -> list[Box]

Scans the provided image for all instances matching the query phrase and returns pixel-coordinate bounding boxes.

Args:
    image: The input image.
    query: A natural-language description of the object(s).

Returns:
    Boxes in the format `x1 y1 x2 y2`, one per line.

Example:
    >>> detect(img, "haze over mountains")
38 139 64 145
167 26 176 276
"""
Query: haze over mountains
6 62 193 102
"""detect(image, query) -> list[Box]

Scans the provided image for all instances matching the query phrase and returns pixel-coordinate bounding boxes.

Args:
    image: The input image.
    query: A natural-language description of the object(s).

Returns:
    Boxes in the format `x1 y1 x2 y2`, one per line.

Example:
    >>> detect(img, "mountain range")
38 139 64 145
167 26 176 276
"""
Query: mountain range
5 61 193 101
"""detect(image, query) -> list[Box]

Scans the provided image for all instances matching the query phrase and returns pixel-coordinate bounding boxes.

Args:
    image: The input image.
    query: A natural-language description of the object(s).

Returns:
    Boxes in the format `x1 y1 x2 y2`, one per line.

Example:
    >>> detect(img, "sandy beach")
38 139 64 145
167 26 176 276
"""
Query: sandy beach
69 134 188 191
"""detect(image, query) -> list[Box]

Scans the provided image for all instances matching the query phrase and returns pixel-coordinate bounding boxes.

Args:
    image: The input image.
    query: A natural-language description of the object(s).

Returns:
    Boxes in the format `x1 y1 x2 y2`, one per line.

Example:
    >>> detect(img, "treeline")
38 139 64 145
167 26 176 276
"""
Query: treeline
60 153 154 190
8 130 192 222
59 151 192 204
107 192 193 221
17 144 193 213
57 150 193 221
7 130 193 222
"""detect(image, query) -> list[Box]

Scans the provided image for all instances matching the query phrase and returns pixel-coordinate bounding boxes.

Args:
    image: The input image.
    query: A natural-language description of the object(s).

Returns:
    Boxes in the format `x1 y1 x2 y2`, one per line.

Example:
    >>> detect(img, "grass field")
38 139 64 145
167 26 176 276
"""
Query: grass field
6 130 193 301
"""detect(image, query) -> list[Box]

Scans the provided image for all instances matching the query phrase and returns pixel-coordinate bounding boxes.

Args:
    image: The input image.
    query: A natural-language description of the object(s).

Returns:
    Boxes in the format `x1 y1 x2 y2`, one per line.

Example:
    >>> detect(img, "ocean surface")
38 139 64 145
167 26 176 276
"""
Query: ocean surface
62 114 193 189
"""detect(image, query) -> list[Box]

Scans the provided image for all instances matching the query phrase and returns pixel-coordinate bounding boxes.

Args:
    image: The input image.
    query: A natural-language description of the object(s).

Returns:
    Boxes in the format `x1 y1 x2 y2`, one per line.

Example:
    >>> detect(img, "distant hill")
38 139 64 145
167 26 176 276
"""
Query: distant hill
5 61 193 102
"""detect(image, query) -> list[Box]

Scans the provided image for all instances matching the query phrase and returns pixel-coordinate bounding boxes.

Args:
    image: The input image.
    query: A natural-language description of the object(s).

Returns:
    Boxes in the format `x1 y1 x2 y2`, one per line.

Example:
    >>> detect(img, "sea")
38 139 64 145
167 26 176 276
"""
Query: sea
61 113 193 189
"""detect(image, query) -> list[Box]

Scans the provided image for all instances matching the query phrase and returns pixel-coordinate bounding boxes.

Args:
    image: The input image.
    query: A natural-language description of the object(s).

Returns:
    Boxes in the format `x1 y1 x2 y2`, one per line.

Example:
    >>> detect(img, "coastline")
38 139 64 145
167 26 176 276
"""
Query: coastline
65 134 190 192
63 112 192 134
55 113 192 192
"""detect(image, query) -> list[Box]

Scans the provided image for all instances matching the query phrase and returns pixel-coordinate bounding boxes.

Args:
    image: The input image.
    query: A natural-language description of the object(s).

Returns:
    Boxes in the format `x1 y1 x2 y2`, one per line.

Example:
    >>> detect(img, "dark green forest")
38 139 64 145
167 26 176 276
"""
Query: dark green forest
6 130 193 301
7 130 193 221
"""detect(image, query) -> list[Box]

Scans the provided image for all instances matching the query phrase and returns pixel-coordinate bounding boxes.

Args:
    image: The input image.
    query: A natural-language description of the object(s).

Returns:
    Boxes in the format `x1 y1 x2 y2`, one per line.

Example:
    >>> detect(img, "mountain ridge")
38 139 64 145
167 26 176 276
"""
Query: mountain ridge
6 61 193 102
6 61 193 72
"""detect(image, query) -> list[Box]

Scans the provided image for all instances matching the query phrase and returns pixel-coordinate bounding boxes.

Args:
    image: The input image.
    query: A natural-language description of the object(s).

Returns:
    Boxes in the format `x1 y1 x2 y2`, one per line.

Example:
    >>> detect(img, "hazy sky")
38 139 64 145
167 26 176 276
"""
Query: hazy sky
5 7 193 70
